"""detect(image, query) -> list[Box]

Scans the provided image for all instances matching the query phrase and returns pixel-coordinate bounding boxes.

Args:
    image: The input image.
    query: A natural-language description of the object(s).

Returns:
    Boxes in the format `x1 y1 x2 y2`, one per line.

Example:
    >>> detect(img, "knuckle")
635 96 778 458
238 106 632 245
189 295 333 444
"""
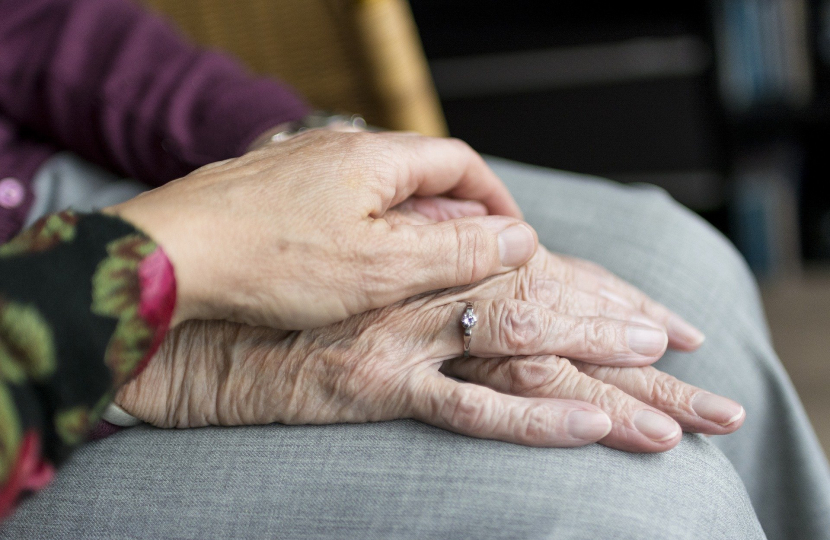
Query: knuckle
492 301 543 354
446 136 474 155
581 320 620 355
646 374 682 405
547 359 584 395
519 404 555 443
506 360 551 394
596 297 623 319
506 357 571 395
521 271 562 309
590 381 628 417
443 385 487 432
452 221 494 283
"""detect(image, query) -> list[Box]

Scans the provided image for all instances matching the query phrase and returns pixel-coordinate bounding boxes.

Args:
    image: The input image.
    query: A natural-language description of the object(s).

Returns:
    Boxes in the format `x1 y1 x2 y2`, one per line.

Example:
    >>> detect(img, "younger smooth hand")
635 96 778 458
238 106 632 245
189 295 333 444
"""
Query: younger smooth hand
106 131 535 329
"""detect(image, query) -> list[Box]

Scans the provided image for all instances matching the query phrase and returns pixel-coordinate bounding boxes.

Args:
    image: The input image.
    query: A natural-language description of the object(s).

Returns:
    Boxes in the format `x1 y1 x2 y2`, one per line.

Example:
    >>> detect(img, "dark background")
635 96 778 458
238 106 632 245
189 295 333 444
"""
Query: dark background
410 0 830 277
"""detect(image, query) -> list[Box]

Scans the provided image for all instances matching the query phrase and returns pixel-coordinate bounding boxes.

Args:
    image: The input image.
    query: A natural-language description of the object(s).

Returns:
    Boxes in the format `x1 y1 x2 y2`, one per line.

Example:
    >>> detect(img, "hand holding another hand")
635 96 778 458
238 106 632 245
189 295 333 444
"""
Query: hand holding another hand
116 208 744 453
106 130 536 329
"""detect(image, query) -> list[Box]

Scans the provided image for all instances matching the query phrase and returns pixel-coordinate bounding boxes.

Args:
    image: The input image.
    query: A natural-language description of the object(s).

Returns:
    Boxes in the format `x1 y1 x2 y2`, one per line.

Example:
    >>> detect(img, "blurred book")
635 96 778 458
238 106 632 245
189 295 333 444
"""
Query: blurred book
712 0 813 112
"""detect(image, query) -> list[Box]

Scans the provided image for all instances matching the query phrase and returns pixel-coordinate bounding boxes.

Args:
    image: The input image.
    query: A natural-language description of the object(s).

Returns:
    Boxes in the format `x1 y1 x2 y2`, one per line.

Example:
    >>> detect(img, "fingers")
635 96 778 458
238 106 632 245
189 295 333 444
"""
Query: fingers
408 373 611 447
379 133 524 218
392 196 488 222
553 253 705 350
572 361 745 435
508 272 664 327
372 216 538 304
441 355 684 452
432 299 667 366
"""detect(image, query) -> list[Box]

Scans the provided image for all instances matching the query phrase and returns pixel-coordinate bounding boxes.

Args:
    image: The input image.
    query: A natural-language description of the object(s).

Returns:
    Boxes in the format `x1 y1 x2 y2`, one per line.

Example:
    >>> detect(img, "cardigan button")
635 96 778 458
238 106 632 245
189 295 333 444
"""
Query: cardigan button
0 178 25 209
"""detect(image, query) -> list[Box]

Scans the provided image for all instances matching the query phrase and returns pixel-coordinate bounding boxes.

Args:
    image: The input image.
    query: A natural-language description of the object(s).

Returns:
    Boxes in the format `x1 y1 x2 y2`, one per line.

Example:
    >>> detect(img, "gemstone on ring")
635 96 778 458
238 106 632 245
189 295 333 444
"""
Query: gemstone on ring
461 310 478 330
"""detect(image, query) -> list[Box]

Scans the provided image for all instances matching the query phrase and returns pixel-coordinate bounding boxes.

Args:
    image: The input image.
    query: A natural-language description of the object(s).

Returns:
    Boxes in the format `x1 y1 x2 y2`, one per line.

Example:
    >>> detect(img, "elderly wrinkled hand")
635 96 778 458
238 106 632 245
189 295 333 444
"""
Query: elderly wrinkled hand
115 211 743 453
104 130 536 330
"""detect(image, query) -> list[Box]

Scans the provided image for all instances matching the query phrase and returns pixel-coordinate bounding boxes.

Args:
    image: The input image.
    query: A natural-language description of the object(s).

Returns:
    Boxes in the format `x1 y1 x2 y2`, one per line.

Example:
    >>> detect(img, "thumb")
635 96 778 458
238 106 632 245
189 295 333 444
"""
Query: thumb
380 216 538 301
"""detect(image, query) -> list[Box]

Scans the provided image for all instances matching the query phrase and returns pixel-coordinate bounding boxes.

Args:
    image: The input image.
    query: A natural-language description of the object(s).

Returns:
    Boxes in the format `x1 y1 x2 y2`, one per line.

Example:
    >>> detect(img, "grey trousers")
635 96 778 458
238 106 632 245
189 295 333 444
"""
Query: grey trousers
3 153 829 540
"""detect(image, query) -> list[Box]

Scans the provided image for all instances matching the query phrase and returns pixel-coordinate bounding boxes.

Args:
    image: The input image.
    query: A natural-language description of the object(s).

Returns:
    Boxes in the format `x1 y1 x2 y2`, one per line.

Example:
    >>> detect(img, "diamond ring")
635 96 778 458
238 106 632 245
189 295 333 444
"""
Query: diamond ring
460 301 477 357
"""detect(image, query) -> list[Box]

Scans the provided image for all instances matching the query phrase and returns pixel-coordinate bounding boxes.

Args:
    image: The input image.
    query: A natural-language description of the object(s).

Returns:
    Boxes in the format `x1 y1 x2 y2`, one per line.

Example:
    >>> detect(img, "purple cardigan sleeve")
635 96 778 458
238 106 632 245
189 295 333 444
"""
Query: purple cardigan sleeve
0 0 311 186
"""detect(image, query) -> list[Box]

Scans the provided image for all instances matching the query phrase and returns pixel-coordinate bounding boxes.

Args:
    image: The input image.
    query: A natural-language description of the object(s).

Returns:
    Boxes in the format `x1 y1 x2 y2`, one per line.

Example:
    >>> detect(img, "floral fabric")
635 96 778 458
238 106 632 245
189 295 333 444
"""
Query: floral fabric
0 211 175 518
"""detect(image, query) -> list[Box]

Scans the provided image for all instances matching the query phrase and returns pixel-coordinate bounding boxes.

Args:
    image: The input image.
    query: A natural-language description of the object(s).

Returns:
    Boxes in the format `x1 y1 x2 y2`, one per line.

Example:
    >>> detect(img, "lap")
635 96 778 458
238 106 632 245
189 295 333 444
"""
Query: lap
0 421 763 540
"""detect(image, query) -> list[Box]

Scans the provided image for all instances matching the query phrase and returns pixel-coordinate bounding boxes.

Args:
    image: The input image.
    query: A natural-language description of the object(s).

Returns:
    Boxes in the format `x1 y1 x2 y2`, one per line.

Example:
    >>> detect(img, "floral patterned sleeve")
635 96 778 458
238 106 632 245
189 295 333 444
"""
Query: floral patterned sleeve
0 210 175 518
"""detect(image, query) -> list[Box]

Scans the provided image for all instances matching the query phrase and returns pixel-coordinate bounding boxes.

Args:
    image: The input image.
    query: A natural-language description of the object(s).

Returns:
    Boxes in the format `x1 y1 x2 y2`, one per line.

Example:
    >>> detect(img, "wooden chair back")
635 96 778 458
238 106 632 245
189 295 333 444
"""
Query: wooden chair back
141 0 448 136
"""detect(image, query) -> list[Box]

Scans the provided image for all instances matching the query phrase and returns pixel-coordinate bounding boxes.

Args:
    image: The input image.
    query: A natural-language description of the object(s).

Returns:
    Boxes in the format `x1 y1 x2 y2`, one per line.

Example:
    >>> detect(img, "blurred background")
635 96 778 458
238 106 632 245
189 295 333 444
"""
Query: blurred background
143 0 828 456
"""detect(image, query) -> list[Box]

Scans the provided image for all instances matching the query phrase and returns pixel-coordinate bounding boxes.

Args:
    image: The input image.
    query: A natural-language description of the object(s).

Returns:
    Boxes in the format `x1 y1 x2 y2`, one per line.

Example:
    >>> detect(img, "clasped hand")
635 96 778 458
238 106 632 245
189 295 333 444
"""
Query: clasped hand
117 239 744 452
113 144 744 452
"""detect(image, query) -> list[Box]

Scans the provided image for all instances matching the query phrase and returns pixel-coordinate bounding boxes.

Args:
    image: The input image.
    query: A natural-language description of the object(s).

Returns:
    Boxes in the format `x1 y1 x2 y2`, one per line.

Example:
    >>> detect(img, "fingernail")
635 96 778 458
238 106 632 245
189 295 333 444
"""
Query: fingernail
496 223 536 267
626 326 668 356
692 392 744 426
634 410 680 442
667 315 705 347
567 410 612 441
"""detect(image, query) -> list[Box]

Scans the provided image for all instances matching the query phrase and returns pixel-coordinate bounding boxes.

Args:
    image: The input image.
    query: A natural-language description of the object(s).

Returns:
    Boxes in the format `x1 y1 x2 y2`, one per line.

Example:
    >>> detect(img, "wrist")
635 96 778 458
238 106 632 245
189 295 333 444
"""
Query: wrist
247 112 367 152
101 202 196 327
247 121 295 152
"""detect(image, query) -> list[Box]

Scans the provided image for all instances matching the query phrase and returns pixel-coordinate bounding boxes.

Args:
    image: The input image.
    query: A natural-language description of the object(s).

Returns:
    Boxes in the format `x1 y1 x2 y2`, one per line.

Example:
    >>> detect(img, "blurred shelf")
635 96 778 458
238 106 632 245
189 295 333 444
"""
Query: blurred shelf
724 102 830 130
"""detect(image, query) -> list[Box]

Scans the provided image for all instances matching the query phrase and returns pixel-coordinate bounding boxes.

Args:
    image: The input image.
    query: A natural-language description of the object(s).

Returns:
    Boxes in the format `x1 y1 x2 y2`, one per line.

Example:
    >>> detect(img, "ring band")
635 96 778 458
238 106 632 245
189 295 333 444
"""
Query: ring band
460 301 477 357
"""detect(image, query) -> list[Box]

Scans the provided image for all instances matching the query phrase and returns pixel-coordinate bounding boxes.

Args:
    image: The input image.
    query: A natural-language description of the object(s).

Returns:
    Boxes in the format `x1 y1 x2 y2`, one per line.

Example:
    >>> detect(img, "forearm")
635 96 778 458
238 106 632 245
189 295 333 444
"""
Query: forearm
0 211 176 518
0 0 310 184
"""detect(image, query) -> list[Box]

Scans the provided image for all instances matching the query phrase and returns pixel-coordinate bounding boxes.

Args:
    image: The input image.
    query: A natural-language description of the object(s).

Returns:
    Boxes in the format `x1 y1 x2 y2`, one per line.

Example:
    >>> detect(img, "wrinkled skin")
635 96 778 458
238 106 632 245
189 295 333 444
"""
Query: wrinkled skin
117 208 744 453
